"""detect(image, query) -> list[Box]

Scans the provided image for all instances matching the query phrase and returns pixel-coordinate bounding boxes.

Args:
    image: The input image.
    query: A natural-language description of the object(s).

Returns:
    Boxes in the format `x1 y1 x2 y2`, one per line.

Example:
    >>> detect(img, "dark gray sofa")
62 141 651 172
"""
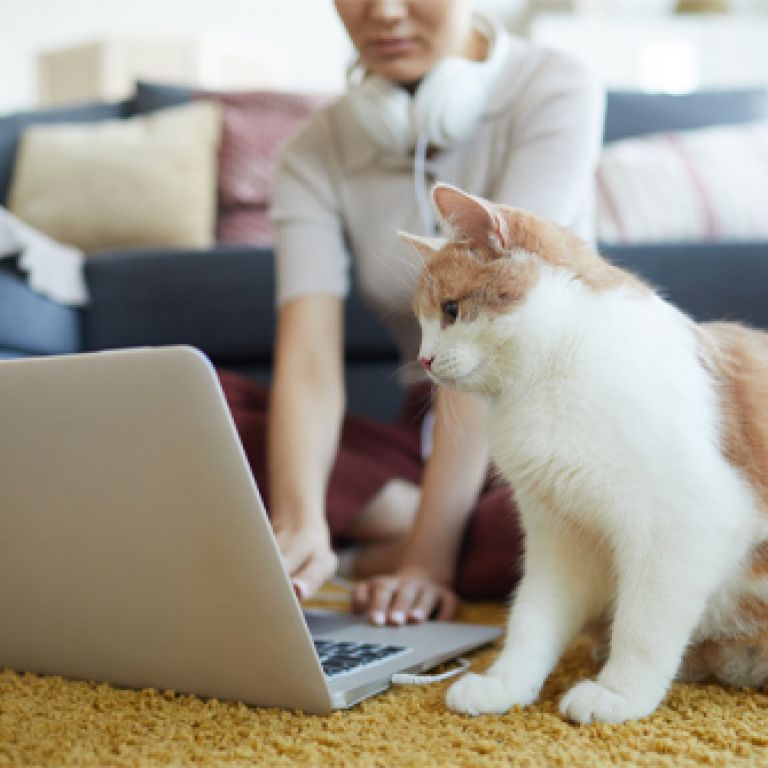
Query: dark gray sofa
1 87 767 421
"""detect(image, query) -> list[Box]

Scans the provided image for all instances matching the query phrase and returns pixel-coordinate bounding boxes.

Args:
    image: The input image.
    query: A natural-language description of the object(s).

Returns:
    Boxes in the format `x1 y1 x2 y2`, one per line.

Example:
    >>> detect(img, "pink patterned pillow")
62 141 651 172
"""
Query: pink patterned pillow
194 90 331 209
217 204 272 246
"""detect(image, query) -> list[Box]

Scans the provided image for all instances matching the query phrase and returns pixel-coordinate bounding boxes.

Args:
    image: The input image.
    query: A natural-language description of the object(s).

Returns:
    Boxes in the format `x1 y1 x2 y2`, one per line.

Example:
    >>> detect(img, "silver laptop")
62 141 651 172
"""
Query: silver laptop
0 346 500 714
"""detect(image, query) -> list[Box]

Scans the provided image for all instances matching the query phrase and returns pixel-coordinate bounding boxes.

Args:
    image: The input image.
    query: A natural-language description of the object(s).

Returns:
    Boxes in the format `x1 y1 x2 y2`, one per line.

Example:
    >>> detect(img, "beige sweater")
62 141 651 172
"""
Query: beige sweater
269 35 605 384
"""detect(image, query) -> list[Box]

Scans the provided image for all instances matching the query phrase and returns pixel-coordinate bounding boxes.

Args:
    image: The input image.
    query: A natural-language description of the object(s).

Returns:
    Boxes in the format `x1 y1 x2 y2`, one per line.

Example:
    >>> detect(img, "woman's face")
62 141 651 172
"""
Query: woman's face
335 0 476 86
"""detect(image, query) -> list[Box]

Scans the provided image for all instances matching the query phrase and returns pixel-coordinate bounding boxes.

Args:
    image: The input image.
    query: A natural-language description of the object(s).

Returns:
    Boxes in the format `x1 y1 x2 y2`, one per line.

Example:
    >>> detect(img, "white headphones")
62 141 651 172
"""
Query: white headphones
345 13 510 156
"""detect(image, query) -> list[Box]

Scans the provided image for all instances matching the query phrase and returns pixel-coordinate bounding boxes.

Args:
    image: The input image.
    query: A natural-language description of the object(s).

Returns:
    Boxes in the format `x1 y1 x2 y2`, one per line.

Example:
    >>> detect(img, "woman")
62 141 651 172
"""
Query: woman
220 0 604 625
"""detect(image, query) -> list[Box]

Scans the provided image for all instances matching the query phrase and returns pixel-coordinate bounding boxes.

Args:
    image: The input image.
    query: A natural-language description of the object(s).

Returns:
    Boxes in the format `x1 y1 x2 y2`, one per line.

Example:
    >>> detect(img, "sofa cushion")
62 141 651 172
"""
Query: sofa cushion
8 102 222 252
0 100 128 207
597 120 768 244
604 88 768 143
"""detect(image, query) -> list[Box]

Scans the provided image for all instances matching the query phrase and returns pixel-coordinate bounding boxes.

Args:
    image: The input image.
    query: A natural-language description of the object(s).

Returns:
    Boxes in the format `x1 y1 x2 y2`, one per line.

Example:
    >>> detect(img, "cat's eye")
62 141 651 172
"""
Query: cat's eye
441 300 459 325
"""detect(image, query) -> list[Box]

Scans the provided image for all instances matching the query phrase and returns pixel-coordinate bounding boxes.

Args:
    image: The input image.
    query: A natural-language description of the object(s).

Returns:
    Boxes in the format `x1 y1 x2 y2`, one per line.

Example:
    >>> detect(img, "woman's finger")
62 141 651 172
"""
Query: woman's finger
388 580 422 625
275 533 308 576
291 550 337 600
407 584 439 624
367 579 397 626
434 587 459 621
352 580 369 614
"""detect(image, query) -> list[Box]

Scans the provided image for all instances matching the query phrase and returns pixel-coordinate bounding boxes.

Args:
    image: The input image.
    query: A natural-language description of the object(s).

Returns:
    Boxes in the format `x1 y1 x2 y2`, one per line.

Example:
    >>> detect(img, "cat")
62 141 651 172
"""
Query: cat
401 183 768 724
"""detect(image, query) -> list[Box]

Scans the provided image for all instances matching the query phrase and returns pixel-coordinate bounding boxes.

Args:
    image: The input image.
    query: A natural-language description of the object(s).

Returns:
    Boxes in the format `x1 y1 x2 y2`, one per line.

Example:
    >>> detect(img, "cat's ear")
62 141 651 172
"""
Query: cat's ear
432 183 560 260
398 231 442 262
431 184 508 254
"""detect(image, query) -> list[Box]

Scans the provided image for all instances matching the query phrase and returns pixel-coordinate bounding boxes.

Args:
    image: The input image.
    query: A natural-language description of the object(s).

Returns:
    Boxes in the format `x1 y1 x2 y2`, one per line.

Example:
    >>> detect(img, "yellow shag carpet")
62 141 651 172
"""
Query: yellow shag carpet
2 586 768 767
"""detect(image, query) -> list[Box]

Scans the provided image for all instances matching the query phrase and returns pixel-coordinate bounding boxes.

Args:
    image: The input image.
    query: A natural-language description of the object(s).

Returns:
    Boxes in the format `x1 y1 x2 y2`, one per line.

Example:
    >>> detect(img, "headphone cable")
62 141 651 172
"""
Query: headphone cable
413 133 437 236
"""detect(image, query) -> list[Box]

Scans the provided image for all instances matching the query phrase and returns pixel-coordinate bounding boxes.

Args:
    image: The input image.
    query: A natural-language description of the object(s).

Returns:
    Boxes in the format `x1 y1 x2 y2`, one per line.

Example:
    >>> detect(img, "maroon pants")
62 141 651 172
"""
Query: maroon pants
218 369 524 600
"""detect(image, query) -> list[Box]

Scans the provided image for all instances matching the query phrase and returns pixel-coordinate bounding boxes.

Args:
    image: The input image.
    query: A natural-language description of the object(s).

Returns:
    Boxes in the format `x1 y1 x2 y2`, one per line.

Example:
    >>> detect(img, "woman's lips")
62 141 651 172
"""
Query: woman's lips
367 37 419 57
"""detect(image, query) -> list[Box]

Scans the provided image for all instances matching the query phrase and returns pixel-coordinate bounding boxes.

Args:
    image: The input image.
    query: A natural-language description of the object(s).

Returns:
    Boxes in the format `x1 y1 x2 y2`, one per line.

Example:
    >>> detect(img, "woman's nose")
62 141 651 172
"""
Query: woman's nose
369 0 408 23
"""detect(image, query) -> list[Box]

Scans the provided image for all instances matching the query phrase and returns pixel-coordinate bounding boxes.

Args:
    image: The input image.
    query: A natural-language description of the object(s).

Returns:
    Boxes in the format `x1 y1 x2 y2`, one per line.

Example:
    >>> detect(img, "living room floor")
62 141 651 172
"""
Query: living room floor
2 586 767 767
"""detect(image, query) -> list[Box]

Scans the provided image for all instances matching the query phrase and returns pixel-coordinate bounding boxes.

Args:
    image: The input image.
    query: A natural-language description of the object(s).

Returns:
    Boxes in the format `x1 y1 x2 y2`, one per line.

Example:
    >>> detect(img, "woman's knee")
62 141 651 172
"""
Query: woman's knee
345 479 420 540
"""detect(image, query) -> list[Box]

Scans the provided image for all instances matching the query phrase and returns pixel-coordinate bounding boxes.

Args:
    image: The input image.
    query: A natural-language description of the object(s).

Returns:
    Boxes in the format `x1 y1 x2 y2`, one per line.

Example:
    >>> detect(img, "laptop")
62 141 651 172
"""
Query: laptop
0 346 500 714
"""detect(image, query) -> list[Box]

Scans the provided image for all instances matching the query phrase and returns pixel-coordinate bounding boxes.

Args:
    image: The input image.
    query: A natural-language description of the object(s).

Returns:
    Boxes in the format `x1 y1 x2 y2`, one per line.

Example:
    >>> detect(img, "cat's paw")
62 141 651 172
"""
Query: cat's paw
559 679 657 724
446 672 536 716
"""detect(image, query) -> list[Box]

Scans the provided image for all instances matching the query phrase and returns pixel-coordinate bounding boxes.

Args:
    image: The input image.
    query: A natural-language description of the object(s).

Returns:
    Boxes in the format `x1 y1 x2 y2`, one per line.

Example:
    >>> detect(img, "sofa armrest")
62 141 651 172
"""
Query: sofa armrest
601 241 768 329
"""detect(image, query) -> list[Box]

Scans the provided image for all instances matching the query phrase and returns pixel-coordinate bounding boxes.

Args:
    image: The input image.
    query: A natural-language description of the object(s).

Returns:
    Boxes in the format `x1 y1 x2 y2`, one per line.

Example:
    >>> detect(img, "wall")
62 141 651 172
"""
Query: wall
530 13 768 91
0 0 352 112
2 0 766 112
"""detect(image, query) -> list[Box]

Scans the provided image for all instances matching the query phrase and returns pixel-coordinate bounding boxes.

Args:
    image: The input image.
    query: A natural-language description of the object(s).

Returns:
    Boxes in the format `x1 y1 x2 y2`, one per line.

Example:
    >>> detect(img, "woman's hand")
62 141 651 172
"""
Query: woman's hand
349 389 488 627
352 565 459 625
274 518 338 600
348 389 488 627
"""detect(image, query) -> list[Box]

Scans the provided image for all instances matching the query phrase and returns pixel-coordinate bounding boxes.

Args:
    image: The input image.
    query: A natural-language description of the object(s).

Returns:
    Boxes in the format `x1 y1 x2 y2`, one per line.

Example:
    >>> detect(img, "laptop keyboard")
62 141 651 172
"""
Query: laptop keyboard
314 639 409 679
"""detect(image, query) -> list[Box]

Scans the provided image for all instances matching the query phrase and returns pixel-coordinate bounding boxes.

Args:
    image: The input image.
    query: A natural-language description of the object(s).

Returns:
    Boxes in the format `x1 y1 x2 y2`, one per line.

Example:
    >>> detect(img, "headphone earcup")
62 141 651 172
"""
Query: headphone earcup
413 58 490 148
345 74 416 157
344 13 510 156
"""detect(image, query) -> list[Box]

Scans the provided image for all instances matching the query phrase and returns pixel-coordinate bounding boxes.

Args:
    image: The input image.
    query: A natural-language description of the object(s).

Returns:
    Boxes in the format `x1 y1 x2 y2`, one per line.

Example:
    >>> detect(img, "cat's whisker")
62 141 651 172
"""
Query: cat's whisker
367 245 428 329
387 360 420 385
372 244 425 290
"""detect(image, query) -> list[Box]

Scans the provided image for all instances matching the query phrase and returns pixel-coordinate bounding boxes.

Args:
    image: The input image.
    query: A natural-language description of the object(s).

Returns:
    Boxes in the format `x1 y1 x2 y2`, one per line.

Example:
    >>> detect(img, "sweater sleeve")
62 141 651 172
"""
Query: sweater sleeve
268 113 351 306
490 52 605 243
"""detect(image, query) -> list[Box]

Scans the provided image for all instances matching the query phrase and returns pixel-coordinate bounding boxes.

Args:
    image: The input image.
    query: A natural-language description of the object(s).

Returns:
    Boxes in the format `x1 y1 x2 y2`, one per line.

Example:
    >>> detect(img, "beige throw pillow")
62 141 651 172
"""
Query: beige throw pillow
8 101 222 252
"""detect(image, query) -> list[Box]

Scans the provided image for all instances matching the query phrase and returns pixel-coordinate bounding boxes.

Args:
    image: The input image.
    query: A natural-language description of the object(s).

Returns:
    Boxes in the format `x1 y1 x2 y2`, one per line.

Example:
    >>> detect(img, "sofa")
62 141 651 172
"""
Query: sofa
1 85 767 421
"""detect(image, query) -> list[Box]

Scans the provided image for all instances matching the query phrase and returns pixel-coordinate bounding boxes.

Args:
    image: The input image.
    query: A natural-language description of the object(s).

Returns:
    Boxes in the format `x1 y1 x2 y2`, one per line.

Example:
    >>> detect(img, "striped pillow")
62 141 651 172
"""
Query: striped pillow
596 121 768 244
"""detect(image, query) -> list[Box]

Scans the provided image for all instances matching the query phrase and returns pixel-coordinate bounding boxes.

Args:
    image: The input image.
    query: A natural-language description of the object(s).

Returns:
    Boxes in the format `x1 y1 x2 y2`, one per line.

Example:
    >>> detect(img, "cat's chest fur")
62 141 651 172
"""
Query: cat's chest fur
482 286 718 529
486 371 602 521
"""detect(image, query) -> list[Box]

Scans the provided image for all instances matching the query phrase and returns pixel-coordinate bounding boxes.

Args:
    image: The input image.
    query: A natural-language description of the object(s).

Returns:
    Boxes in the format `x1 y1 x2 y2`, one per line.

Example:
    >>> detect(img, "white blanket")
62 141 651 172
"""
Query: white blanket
0 207 89 306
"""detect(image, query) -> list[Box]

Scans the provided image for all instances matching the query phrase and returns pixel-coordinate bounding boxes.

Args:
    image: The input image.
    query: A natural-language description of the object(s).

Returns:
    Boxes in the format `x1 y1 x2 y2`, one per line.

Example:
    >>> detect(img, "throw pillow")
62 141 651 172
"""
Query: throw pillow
597 120 768 244
200 91 330 208
196 90 331 246
216 203 273 246
131 83 333 245
0 100 126 207
8 101 222 252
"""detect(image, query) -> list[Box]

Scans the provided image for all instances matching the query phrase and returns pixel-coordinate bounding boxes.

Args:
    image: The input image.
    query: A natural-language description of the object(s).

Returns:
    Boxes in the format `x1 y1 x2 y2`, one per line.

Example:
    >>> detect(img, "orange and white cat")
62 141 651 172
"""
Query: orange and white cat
402 184 768 724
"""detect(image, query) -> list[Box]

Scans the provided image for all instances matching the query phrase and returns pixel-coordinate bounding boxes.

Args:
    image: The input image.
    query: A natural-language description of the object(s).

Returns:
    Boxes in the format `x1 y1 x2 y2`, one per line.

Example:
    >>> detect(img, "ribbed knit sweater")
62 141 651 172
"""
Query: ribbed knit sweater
269 33 604 383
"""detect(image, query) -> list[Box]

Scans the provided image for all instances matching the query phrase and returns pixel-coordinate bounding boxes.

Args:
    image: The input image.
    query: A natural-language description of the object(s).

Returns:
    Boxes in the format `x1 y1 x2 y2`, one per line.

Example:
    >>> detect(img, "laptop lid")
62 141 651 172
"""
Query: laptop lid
0 347 335 713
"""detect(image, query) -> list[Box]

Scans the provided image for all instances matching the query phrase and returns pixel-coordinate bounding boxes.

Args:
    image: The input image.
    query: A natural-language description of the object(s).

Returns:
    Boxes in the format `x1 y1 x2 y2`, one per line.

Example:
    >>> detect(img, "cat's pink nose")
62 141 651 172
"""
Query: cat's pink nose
419 355 435 371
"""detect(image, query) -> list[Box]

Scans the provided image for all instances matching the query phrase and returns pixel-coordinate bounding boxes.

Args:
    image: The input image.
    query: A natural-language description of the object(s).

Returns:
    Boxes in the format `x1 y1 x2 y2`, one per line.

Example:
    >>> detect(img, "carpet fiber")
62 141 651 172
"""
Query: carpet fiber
2 588 767 767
